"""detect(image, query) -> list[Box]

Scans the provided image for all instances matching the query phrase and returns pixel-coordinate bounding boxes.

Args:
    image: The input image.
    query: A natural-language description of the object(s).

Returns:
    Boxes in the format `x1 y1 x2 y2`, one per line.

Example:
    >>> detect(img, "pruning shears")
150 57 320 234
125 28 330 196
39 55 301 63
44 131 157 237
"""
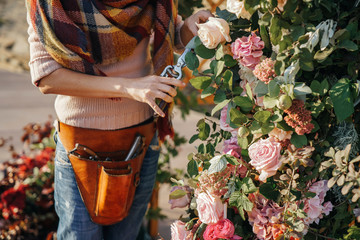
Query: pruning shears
157 37 197 112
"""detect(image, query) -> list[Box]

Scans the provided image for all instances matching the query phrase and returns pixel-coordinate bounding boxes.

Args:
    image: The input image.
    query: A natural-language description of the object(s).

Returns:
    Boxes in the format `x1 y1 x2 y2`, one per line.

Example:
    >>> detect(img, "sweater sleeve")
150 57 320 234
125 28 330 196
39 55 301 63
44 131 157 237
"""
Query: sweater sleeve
26 13 62 87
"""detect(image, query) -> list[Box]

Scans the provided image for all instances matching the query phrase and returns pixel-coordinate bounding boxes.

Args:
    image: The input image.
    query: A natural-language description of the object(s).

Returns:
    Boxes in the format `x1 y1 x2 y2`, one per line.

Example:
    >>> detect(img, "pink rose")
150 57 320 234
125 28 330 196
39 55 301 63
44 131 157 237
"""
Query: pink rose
214 219 235 238
169 186 191 209
203 224 217 240
231 32 264 69
248 138 282 181
222 137 241 158
196 191 224 224
268 127 292 142
220 104 237 134
171 220 190 240
203 219 238 240
309 180 329 201
323 201 333 216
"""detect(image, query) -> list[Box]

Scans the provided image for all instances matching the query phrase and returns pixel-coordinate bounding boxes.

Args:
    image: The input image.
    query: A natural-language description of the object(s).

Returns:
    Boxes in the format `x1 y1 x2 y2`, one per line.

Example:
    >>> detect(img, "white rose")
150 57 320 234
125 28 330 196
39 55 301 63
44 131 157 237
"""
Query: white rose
226 0 252 20
196 17 231 49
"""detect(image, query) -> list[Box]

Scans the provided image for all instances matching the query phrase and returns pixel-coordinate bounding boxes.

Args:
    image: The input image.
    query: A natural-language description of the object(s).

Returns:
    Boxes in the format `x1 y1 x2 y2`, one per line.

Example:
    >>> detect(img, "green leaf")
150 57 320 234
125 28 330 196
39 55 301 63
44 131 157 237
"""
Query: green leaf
190 76 212 90
254 81 268 97
185 51 199 70
274 59 286 76
223 70 233 91
197 119 210 140
169 189 187 199
320 79 329 96
291 134 307 148
310 101 325 118
299 48 314 71
270 111 283 122
211 99 230 116
290 25 305 41
208 155 227 174
189 134 198 144
224 54 237 67
314 46 336 61
238 194 253 212
277 120 292 131
233 96 253 112
241 177 257 194
338 40 358 51
259 182 280 201
334 29 350 41
195 44 216 59
215 44 224 60
249 121 262 134
229 191 241 207
187 159 198 177
230 108 248 126
215 60 225 77
269 15 282 45
254 111 272 123
201 86 216 98
263 96 278 109
214 90 226 104
245 83 253 100
329 78 354 121
244 0 259 14
261 122 275 134
268 80 280 98
310 80 321 95
260 24 271 49
224 155 240 165
237 136 249 149
294 82 312 96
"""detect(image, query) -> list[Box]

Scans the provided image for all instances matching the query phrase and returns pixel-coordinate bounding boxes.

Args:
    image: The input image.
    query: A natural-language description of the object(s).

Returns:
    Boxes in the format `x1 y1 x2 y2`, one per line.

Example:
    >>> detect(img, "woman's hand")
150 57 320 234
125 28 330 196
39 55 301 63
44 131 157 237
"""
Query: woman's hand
121 75 186 117
180 10 214 45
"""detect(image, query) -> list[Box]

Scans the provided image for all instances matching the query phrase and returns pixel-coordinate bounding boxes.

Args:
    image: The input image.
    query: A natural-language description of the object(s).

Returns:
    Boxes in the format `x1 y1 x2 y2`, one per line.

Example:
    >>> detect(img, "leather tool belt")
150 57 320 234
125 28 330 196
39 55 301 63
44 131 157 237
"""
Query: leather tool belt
57 118 156 225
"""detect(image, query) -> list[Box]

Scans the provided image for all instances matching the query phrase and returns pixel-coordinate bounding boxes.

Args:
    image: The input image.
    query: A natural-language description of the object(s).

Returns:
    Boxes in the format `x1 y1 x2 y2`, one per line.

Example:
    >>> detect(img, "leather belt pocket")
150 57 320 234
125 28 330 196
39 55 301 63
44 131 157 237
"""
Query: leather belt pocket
95 164 132 218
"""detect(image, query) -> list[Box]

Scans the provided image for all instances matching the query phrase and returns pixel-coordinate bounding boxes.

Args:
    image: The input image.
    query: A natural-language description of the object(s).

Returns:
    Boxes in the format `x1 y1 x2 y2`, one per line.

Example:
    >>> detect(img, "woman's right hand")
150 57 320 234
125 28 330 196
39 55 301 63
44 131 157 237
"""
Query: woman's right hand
120 75 186 117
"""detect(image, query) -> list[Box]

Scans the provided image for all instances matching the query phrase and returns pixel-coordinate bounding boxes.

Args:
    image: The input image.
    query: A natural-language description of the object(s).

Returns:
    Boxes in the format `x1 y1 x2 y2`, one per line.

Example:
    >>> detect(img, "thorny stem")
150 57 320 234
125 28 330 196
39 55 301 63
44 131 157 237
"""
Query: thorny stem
283 167 296 221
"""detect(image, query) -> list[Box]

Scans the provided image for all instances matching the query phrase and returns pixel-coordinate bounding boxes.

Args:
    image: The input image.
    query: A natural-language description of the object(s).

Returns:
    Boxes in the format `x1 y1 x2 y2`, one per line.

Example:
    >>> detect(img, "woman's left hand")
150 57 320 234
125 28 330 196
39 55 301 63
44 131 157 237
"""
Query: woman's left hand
180 10 213 45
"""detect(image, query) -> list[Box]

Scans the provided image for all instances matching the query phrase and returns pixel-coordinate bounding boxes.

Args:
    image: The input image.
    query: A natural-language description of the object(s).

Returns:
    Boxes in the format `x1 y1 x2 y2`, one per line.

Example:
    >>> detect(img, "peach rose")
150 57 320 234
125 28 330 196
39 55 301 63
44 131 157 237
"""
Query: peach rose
170 220 190 240
226 0 252 19
197 17 232 49
268 127 292 141
248 137 282 181
277 0 288 11
196 190 224 224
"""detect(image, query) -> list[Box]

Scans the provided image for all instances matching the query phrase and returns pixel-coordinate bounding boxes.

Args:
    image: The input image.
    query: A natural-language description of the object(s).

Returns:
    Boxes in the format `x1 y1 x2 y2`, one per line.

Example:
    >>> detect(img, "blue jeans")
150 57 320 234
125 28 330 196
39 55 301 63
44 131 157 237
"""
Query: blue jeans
53 132 160 240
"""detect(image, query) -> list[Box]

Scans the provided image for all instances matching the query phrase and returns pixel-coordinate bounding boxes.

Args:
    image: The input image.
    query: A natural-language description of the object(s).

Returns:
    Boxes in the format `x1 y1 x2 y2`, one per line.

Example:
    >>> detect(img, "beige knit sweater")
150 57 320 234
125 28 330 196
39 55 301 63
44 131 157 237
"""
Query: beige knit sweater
27 14 184 130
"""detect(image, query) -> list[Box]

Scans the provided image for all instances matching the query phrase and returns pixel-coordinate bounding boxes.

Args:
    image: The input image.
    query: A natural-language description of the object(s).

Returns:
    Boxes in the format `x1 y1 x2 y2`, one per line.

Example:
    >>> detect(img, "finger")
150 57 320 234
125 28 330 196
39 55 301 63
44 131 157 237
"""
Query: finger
158 84 177 97
147 99 165 117
156 91 173 103
160 77 185 87
197 10 213 22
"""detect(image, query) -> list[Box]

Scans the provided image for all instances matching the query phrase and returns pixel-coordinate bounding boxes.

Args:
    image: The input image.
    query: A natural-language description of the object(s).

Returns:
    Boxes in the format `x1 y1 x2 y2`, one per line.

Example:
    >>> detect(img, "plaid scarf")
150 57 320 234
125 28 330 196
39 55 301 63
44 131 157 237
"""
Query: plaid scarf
27 0 176 76
27 0 178 140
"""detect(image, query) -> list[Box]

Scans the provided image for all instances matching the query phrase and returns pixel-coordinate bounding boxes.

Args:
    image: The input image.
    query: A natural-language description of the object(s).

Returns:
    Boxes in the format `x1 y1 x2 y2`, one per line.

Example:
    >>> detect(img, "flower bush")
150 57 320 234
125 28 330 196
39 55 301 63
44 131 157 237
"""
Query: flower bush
170 0 360 239
0 120 57 239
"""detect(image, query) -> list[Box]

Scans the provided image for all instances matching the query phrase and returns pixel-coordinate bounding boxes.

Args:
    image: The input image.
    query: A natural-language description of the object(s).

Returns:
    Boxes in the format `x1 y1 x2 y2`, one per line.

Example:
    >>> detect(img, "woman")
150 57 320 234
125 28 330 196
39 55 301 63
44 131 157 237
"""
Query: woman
26 0 211 239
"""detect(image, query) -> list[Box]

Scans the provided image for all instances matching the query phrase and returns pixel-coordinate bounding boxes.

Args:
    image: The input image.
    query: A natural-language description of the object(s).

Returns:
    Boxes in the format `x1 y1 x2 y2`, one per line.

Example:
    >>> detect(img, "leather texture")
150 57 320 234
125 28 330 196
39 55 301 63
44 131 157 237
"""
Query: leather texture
57 119 156 225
